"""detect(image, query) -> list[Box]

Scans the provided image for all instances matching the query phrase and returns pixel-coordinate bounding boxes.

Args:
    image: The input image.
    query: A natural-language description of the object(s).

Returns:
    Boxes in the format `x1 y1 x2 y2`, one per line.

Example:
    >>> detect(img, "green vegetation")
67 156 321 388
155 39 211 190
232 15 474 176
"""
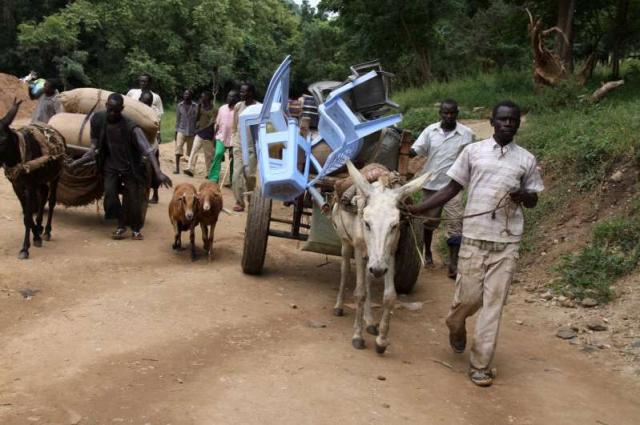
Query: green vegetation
554 216 640 301
3 1 639 98
160 104 177 144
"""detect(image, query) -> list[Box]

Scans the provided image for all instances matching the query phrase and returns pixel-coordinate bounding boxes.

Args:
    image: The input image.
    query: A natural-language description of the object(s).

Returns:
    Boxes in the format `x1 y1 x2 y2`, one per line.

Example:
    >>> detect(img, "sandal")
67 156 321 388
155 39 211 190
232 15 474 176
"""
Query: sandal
111 228 127 240
233 204 245 212
469 369 494 387
132 231 144 240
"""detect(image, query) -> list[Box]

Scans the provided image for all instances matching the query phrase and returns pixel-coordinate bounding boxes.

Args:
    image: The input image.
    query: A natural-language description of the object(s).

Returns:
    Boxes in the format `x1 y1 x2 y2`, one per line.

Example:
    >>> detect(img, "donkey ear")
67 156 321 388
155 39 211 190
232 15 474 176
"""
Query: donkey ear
394 172 432 201
346 161 372 197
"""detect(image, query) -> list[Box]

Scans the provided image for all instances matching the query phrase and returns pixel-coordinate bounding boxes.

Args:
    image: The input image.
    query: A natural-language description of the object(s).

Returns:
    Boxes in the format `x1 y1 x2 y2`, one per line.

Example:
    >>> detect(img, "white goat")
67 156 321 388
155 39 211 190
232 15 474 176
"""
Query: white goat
331 162 430 353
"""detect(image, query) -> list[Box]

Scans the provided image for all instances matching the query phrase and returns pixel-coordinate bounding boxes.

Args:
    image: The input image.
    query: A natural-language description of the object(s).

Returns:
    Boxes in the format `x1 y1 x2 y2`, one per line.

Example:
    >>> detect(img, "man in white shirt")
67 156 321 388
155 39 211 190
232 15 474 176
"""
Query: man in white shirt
126 73 164 119
231 83 261 212
409 99 475 278
408 100 544 387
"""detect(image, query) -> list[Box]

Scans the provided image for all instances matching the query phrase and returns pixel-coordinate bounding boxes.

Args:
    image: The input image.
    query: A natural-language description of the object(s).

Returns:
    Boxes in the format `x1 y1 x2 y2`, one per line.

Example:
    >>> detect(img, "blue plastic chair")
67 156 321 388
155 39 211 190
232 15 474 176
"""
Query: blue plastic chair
308 70 402 184
245 56 312 201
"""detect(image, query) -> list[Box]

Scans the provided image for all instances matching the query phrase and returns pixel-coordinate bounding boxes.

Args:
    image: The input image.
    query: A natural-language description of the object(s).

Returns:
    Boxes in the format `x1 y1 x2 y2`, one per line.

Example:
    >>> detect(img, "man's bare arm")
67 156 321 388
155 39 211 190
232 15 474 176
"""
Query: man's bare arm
407 180 463 215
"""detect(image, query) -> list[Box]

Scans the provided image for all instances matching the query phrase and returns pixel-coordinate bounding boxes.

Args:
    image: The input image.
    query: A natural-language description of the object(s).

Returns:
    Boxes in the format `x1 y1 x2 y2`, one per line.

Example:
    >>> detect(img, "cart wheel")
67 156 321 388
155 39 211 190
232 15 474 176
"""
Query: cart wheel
241 188 272 274
394 217 424 294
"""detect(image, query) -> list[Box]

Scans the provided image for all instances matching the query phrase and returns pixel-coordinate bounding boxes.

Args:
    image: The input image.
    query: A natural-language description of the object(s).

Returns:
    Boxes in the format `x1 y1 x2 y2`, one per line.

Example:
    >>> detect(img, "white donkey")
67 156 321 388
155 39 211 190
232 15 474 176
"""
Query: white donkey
332 162 430 353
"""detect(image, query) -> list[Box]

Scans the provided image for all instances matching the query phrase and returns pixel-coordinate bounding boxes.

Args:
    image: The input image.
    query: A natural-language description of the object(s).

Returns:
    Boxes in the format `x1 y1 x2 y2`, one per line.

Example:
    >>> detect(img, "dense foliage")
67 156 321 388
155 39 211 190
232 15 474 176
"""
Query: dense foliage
1 0 639 99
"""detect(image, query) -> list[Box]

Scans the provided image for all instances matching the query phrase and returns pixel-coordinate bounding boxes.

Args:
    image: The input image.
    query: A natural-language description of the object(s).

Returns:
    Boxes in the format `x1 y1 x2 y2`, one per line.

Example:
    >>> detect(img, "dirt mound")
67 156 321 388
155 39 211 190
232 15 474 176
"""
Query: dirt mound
0 73 38 122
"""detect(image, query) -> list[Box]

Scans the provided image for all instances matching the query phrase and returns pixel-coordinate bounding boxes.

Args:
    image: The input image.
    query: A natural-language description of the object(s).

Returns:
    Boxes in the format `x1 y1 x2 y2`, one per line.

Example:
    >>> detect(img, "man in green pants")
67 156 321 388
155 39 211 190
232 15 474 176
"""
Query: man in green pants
208 90 239 183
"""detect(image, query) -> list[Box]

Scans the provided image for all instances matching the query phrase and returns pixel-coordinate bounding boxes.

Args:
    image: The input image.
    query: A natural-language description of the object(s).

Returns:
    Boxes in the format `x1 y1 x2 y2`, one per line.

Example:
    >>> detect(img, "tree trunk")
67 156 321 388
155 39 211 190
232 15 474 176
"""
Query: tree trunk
556 0 576 72
611 0 630 79
399 15 432 83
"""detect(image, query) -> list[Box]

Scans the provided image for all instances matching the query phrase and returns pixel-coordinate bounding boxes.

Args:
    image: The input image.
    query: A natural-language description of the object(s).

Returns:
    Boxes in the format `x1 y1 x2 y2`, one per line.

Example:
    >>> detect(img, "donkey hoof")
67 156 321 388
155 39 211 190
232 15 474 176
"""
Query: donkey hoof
18 250 29 260
352 338 366 350
375 343 387 355
33 239 43 248
333 308 344 317
43 233 51 241
366 324 379 336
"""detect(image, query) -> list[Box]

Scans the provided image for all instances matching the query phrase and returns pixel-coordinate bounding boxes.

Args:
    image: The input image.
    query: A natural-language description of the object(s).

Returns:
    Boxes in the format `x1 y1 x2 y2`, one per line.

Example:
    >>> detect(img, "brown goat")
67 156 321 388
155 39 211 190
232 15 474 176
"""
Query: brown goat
197 181 223 261
168 183 199 260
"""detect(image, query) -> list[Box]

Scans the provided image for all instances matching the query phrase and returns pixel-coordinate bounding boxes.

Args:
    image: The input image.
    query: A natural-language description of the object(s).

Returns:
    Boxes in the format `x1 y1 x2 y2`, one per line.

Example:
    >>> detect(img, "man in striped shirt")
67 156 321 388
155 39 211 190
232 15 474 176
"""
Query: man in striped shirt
408 100 544 387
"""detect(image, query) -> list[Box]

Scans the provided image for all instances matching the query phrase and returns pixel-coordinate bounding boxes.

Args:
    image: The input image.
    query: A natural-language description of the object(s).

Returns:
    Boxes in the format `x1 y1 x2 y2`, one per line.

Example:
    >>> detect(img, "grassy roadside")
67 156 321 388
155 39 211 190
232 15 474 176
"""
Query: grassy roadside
160 103 176 144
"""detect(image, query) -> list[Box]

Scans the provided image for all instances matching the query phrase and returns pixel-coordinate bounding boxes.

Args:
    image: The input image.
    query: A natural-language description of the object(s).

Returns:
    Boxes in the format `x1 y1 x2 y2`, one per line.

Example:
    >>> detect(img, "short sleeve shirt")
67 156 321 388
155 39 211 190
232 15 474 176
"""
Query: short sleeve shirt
126 89 164 117
447 137 544 243
411 122 475 190
31 91 61 124
215 104 235 147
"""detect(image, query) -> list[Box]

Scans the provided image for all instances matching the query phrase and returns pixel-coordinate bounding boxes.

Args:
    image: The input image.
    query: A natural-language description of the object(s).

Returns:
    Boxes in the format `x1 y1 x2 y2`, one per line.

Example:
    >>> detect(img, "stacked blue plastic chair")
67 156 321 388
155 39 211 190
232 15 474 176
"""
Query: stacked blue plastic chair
244 56 311 202
245 56 403 206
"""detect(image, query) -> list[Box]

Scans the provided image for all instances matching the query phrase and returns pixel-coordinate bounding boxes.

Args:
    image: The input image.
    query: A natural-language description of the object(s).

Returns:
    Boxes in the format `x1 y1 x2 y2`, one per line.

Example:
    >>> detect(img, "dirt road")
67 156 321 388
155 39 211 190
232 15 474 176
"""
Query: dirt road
0 145 638 425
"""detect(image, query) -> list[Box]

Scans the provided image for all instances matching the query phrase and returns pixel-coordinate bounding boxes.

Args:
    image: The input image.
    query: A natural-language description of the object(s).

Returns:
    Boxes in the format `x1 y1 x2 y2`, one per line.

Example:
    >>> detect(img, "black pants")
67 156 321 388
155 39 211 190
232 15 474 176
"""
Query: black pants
103 170 145 232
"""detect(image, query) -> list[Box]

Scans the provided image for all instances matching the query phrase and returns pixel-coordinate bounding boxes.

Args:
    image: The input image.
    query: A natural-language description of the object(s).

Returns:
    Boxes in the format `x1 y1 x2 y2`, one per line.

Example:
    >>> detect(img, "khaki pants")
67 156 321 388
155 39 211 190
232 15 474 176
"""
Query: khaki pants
445 240 519 371
232 140 257 207
175 132 194 156
186 135 215 174
421 189 463 238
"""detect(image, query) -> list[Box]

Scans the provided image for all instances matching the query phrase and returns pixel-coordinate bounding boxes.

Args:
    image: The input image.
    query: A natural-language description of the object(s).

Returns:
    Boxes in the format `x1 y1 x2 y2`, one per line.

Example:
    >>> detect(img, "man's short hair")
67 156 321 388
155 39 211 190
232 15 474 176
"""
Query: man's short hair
241 82 256 95
108 92 125 106
492 100 521 119
139 73 152 82
139 91 153 104
440 98 458 109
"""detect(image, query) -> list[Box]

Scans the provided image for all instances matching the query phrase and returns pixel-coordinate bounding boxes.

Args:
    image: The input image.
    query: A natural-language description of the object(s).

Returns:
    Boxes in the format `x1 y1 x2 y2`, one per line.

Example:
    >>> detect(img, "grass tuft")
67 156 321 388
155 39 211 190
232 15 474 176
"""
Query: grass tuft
554 216 640 302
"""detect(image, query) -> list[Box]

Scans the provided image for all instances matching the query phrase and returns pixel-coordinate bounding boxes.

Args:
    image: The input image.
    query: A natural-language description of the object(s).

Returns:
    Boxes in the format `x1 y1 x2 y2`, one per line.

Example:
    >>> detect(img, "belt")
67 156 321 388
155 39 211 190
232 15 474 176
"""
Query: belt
462 237 518 252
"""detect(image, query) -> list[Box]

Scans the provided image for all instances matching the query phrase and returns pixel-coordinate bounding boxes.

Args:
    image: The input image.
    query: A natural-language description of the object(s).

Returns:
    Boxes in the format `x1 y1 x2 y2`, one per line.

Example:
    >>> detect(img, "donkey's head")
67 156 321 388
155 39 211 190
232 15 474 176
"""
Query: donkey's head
347 161 430 278
0 99 22 162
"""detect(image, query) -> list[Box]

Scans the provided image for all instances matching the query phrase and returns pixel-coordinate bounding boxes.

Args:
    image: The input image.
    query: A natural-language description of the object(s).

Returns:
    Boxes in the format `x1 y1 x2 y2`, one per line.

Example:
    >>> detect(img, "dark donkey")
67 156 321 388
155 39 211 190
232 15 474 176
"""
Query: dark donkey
0 99 65 259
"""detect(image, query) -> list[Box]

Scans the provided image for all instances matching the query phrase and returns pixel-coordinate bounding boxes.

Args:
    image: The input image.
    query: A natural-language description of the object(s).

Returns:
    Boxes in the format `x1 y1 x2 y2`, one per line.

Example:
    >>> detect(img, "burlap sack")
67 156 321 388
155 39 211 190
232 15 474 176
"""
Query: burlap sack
48 113 91 148
59 88 158 142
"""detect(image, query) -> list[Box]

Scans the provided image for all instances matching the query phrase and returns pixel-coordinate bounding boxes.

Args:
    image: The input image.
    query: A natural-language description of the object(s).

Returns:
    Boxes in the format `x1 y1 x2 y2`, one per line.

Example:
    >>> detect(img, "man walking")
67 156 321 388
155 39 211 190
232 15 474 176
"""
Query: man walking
72 93 172 239
409 99 474 278
408 101 543 387
29 79 61 124
184 91 216 177
174 89 197 174
231 83 260 212
208 89 239 183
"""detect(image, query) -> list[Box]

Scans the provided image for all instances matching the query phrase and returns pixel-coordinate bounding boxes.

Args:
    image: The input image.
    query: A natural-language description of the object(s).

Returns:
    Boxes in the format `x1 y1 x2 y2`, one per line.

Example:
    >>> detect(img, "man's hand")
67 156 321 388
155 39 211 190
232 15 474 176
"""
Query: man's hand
509 190 538 208
157 172 173 188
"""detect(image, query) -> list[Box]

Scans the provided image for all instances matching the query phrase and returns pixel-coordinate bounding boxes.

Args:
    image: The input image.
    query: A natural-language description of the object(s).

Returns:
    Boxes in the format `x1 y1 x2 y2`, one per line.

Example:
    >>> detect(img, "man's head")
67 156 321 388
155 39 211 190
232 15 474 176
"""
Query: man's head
200 91 212 104
226 90 239 107
182 89 193 102
138 73 152 90
239 83 255 102
439 99 458 130
138 91 153 107
490 100 521 144
106 93 125 123
43 79 57 97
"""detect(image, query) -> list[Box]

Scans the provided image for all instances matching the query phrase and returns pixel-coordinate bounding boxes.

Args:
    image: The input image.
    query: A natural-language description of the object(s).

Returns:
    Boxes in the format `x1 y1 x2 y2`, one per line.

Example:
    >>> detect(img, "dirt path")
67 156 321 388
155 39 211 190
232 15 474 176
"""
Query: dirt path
0 145 638 425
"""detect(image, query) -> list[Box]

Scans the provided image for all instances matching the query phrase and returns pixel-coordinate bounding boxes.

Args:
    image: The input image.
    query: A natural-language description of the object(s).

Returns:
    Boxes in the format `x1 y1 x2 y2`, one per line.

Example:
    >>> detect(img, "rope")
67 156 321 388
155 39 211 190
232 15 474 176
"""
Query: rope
401 192 524 238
